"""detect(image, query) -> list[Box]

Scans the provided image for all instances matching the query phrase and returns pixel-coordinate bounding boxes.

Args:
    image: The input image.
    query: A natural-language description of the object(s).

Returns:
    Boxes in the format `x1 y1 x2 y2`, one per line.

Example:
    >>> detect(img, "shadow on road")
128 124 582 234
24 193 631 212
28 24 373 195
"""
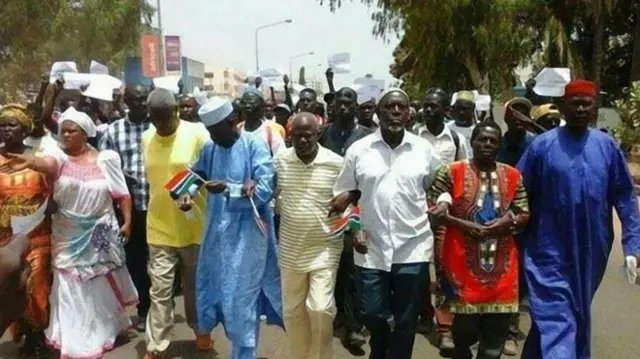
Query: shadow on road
135 339 220 359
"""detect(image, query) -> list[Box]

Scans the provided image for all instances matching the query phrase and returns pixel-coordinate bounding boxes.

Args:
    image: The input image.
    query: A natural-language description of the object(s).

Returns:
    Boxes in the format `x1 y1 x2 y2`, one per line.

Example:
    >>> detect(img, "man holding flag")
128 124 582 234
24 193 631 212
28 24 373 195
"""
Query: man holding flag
274 112 346 359
182 96 283 359
141 88 212 359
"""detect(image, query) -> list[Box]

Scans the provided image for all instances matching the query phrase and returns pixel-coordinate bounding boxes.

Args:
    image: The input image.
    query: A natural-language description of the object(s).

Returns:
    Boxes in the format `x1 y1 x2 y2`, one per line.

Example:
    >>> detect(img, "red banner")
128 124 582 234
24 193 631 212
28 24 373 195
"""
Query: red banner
140 33 160 77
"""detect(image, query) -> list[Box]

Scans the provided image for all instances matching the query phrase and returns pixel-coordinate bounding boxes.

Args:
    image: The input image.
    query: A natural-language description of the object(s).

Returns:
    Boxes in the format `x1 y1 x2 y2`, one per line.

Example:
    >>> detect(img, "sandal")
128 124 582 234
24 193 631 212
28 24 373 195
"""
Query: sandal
195 334 213 352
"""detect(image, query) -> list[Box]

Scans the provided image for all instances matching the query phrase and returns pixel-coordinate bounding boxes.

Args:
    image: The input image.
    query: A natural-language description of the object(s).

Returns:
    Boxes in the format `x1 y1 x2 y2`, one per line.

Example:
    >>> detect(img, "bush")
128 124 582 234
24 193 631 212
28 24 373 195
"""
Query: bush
614 82 640 156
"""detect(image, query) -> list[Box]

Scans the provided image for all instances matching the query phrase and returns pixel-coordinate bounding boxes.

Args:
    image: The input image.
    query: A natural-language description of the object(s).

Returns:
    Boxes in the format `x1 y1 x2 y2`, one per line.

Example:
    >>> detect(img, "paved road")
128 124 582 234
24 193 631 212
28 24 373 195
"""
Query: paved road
1 213 637 358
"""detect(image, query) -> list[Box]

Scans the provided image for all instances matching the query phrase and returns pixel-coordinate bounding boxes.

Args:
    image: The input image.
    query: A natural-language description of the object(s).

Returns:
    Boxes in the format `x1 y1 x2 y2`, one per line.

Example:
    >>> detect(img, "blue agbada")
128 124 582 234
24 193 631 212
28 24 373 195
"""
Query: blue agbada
517 128 640 359
192 132 283 358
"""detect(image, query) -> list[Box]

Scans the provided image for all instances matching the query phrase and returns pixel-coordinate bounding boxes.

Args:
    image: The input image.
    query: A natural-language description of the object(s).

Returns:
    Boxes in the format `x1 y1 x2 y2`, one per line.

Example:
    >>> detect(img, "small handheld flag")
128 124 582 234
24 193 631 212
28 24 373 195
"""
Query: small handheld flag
165 169 204 199
331 206 361 235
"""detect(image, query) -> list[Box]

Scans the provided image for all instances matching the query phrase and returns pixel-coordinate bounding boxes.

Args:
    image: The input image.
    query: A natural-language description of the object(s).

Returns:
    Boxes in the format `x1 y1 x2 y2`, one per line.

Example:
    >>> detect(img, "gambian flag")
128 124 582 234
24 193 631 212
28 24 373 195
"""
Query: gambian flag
331 206 361 235
164 169 203 199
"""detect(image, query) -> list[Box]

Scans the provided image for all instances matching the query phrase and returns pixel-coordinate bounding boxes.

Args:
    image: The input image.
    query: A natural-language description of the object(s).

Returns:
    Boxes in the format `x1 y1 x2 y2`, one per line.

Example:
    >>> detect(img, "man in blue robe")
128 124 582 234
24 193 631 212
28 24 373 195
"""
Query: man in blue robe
181 97 283 359
517 80 640 359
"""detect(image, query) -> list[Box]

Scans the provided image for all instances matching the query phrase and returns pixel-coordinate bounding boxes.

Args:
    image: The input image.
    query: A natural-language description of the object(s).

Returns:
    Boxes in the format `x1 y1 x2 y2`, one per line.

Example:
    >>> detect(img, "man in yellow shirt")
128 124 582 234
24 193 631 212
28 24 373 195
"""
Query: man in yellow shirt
141 88 212 359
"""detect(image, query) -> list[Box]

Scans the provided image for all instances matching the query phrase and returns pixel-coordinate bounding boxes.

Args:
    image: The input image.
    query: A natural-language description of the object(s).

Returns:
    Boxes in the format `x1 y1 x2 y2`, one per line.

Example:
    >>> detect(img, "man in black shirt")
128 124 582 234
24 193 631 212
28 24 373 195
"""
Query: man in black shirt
320 87 372 156
319 87 371 355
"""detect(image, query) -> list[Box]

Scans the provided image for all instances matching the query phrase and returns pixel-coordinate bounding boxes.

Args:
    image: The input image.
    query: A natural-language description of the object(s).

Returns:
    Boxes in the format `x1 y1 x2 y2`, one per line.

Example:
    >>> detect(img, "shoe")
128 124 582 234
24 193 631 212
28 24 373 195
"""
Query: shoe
502 337 518 356
439 332 455 350
416 317 434 335
341 331 366 356
143 351 164 359
136 316 147 333
195 334 214 352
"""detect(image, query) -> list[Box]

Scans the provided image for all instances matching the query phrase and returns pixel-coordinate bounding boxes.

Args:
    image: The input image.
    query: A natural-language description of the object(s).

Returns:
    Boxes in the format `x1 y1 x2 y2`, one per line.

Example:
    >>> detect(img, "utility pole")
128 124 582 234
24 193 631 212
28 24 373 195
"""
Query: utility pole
156 0 165 76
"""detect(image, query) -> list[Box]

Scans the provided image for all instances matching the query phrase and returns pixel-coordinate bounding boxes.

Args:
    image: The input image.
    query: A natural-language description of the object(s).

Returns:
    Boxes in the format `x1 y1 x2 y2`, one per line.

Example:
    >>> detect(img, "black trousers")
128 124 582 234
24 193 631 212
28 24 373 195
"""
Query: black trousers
334 248 362 333
452 313 512 359
510 233 529 338
357 262 429 359
125 210 151 318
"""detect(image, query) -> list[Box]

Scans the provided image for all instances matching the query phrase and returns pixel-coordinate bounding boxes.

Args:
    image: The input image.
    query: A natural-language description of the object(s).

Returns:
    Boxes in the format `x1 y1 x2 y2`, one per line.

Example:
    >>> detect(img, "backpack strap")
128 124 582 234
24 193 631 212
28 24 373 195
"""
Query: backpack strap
451 130 460 161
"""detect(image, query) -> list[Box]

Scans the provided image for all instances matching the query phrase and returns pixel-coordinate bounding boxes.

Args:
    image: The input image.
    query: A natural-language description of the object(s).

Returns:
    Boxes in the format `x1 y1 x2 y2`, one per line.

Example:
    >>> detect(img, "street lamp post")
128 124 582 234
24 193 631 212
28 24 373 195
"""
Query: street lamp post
255 19 292 72
289 52 315 82
156 0 165 76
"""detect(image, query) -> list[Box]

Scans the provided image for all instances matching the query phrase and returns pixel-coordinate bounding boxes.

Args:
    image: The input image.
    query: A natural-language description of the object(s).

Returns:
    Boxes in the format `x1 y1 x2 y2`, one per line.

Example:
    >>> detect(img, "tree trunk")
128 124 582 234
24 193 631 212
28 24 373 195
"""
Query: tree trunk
631 5 640 82
591 0 605 91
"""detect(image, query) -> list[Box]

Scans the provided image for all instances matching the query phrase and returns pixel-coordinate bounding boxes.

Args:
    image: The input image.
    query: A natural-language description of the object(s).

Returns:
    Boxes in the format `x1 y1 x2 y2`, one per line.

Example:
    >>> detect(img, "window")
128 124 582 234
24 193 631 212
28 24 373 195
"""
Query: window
204 85 214 91
224 83 230 91
223 69 230 78
204 72 214 79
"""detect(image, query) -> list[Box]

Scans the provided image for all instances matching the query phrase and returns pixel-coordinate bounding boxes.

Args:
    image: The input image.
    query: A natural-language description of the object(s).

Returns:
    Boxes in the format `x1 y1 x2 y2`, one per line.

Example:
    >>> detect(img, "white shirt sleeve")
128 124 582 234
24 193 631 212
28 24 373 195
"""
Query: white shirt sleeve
270 132 286 157
424 148 443 190
457 133 469 160
333 146 358 196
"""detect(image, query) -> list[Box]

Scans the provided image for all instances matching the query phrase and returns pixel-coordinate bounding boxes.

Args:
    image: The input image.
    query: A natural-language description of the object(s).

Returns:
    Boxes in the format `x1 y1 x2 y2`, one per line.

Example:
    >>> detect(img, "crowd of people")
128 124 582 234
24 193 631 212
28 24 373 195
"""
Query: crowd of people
0 69 639 359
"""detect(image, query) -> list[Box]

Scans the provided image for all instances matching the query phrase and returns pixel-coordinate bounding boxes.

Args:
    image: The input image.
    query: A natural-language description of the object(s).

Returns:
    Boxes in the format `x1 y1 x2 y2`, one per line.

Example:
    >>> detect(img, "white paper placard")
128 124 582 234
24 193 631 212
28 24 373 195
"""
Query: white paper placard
328 53 351 74
50 61 78 83
89 60 109 75
533 68 571 97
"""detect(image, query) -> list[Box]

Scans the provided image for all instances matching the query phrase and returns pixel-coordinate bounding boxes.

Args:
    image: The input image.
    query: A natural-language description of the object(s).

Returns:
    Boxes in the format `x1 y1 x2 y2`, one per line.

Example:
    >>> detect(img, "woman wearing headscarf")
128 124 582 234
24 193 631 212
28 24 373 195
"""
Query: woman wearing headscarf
0 104 57 358
42 107 138 359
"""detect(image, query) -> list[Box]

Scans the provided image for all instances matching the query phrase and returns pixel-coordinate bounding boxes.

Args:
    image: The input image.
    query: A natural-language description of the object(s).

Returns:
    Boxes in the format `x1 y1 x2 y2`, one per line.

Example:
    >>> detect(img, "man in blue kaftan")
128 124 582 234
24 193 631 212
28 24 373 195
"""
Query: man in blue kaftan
517 80 640 359
184 97 283 359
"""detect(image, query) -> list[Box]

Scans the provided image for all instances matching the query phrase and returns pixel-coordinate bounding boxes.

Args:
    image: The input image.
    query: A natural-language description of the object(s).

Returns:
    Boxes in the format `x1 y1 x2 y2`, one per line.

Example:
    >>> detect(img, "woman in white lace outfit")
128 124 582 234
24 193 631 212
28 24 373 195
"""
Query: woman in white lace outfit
43 107 138 359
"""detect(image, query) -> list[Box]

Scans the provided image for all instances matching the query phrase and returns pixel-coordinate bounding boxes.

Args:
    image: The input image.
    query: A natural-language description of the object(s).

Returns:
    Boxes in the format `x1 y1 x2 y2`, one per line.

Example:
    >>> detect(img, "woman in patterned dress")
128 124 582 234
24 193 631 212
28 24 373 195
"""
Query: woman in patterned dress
0 104 57 358
11 107 138 359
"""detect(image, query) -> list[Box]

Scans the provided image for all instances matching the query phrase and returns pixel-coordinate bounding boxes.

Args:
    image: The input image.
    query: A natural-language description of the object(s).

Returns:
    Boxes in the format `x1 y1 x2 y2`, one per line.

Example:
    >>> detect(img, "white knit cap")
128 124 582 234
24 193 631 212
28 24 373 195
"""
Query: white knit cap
198 97 234 127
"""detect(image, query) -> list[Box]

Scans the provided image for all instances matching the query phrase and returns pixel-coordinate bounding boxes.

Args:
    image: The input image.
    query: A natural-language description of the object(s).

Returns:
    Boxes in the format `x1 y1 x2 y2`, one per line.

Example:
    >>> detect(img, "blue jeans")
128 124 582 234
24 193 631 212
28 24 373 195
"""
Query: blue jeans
357 262 429 359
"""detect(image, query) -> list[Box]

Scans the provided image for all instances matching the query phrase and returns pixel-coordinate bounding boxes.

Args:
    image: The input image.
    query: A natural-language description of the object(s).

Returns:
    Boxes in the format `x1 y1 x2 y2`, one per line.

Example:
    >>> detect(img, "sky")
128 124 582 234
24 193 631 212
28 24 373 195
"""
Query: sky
157 0 400 89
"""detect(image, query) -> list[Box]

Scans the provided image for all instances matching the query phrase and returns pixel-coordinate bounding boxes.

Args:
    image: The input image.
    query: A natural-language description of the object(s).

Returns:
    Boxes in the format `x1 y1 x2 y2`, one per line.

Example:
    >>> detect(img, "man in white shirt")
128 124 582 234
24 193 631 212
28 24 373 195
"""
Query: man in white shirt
332 88 443 359
447 91 476 159
417 88 468 164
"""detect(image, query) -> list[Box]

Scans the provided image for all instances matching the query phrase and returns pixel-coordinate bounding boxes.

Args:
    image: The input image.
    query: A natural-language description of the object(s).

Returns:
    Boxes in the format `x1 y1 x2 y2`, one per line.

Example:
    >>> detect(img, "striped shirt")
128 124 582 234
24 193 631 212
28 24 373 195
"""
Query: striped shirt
274 145 344 272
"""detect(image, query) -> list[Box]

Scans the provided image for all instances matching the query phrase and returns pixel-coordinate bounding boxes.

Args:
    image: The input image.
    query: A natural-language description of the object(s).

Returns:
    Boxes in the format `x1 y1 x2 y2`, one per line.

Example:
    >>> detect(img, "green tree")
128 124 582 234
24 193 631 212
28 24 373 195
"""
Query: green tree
320 0 638 100
319 0 537 99
0 0 155 101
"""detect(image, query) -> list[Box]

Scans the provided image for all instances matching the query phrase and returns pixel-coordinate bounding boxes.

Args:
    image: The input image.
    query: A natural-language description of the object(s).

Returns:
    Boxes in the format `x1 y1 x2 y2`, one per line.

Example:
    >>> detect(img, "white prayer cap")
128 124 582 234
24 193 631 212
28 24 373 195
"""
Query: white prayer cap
275 103 291 114
147 88 176 110
59 107 97 138
198 97 234 127
377 87 409 105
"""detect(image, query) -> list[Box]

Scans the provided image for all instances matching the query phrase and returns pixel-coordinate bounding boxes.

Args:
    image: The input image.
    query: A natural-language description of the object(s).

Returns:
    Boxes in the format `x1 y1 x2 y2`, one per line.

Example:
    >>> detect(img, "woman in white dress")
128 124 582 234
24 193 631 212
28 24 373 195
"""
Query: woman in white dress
43 107 138 359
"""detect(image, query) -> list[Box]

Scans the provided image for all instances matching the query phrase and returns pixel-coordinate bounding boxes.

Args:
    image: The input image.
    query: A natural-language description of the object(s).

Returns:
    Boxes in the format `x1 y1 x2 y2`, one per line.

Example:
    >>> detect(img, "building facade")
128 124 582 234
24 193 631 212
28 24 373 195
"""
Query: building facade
124 56 205 94
203 66 248 98
181 57 205 93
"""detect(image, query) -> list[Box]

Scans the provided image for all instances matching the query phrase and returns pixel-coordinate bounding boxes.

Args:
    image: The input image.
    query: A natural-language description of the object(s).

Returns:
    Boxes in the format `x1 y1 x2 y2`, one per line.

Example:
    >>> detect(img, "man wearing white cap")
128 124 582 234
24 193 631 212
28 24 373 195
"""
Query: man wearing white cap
184 97 283 359
332 88 443 359
141 88 213 359
447 91 477 159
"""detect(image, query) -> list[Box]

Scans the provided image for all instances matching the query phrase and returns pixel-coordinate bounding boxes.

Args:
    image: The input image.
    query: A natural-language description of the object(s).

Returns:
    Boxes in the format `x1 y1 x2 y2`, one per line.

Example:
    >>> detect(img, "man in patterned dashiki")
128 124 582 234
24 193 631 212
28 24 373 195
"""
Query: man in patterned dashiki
428 121 530 359
187 97 283 359
517 80 640 359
